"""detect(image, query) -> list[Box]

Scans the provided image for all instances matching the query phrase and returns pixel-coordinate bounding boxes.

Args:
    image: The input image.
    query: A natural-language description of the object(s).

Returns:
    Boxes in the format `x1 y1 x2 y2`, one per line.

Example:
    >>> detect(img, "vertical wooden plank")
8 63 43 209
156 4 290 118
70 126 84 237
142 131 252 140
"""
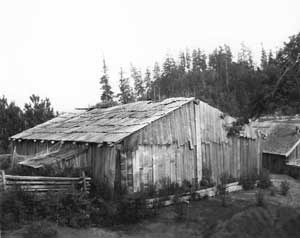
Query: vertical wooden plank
257 137 261 173
170 145 175 183
236 137 240 178
132 150 138 192
152 146 156 185
195 103 202 183
81 171 87 192
201 143 206 170
209 143 215 182
1 170 6 191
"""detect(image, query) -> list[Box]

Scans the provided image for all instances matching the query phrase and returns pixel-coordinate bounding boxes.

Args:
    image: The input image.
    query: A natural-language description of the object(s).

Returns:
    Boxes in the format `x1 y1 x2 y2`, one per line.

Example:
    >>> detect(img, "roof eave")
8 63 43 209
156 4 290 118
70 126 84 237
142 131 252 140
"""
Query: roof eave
285 138 300 157
262 138 300 157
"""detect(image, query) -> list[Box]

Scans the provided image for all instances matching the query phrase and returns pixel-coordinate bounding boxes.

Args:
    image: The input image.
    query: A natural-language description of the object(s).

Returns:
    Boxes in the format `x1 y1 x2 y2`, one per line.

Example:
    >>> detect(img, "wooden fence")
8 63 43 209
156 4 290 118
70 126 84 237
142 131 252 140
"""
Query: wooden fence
0 170 91 193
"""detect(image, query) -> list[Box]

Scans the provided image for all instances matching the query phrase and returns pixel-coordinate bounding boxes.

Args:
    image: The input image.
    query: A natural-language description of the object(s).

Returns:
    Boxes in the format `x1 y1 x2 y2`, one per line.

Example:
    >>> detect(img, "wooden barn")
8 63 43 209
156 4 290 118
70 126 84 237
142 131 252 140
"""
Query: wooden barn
10 97 260 193
252 116 300 174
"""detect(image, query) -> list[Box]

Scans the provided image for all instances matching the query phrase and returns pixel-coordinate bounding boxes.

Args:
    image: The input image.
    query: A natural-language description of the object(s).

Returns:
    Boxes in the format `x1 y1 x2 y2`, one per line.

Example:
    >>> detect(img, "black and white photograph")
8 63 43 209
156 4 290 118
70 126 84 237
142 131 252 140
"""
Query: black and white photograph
1 0 300 237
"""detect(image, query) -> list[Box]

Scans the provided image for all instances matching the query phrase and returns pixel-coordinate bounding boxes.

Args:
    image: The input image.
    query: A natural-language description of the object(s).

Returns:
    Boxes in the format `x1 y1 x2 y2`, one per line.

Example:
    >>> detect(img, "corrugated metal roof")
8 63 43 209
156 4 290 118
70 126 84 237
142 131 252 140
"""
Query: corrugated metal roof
11 97 196 144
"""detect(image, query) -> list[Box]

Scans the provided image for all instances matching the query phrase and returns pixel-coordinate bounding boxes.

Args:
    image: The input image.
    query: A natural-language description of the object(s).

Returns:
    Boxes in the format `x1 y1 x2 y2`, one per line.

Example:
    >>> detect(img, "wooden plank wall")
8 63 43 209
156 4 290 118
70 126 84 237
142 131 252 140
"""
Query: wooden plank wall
121 102 198 192
11 100 262 193
197 101 260 182
126 101 261 192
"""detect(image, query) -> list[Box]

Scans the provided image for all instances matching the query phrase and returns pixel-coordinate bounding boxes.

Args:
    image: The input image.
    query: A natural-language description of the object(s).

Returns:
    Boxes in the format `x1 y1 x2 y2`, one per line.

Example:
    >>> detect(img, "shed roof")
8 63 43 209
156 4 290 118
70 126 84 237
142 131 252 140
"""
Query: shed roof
11 97 196 144
262 124 300 157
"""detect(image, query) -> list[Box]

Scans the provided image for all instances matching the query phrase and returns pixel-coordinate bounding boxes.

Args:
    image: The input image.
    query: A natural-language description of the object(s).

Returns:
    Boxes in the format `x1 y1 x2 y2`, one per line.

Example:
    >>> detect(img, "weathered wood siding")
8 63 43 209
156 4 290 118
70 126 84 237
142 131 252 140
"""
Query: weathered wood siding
120 101 261 192
11 100 261 193
120 101 198 192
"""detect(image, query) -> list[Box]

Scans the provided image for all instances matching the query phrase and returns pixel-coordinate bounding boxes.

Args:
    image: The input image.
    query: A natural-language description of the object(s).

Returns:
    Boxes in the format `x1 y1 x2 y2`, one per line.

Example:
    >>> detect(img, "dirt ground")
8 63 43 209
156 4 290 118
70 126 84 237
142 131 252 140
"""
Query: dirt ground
3 174 300 238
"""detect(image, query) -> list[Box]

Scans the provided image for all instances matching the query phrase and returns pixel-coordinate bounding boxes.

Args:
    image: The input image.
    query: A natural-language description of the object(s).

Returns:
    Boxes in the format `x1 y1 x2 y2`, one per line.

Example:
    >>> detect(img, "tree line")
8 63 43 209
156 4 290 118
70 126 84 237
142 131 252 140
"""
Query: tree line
0 95 56 153
100 32 300 120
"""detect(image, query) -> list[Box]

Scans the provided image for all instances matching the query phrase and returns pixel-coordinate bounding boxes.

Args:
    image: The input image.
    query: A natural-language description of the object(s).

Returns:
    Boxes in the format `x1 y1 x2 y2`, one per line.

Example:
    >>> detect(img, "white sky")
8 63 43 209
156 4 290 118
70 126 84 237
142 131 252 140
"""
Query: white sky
0 0 300 112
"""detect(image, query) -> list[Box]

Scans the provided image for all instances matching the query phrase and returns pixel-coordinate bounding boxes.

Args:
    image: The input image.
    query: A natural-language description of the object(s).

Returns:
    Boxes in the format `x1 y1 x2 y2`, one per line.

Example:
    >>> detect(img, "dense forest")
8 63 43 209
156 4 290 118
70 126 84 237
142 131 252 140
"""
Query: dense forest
0 95 56 153
101 32 300 120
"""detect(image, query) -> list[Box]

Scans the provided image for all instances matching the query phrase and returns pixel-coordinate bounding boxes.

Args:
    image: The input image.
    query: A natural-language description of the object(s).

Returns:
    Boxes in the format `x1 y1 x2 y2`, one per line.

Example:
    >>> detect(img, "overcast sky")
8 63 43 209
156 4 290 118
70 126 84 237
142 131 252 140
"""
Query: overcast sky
1 0 300 112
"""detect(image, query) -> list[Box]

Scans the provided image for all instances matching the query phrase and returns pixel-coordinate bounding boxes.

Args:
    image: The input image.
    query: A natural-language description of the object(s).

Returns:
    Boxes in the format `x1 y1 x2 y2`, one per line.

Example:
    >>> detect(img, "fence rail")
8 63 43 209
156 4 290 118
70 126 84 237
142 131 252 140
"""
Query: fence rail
0 170 91 193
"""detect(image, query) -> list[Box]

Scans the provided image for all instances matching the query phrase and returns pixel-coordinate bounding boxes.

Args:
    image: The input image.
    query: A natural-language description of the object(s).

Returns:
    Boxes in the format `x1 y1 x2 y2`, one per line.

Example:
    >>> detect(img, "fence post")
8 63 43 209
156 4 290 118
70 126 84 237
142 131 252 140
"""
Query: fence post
1 170 7 191
81 171 87 192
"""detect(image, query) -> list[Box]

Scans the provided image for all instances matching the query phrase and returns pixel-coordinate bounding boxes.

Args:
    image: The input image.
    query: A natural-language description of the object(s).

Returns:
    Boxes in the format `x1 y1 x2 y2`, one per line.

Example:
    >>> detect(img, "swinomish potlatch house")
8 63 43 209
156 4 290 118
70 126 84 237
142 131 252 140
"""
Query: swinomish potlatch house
10 97 261 193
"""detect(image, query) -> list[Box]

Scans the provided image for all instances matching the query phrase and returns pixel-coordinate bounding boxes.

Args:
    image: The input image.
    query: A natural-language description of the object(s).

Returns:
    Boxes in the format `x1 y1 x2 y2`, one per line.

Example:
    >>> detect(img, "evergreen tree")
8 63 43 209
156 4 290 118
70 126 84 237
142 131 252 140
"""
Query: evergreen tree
161 56 177 97
0 96 24 153
192 49 207 72
99 58 114 103
238 43 253 68
23 94 56 129
178 52 186 74
118 68 134 104
131 65 145 100
260 46 268 70
144 68 152 99
185 49 191 71
152 62 161 100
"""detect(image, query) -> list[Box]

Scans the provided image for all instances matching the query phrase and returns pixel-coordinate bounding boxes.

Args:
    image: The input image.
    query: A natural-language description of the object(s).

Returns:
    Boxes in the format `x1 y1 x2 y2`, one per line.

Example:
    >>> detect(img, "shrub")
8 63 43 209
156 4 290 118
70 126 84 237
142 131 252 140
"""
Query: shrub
89 178 114 201
256 189 265 207
115 192 154 224
257 169 272 189
269 186 277 196
157 178 190 197
200 168 215 188
56 191 92 227
217 172 230 207
0 189 36 229
90 197 116 226
1 184 159 229
23 221 57 238
182 180 192 192
0 154 11 170
172 194 188 221
0 189 93 229
280 180 290 196
239 171 257 190
227 174 238 183
145 184 157 198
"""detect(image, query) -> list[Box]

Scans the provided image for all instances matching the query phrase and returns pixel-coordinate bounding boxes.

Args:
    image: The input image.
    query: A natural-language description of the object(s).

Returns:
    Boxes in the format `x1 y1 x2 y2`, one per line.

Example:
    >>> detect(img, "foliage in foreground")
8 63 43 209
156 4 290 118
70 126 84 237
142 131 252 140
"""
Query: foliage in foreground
217 172 230 207
0 188 157 230
257 169 272 189
280 180 290 196
172 194 189 221
256 189 266 207
23 221 58 238
239 170 257 190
